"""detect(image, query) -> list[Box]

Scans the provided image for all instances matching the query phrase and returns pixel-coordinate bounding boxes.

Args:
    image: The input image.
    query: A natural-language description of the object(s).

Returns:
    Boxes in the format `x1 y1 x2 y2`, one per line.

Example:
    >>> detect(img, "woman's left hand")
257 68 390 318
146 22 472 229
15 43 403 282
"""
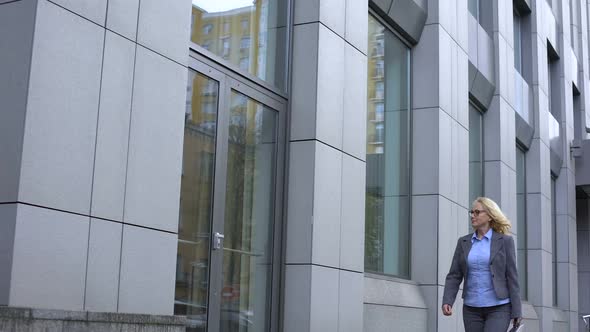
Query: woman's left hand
512 317 522 327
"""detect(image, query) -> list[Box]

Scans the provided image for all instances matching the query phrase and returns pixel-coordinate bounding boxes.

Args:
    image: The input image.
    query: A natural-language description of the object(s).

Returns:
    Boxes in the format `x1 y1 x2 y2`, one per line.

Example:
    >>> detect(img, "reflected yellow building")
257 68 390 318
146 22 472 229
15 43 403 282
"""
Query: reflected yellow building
191 4 262 76
367 18 385 155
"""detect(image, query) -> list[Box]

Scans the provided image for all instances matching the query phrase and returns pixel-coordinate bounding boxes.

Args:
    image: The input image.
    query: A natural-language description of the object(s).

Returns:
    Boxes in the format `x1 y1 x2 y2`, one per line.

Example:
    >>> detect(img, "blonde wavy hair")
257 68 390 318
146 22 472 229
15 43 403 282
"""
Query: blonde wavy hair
473 197 512 234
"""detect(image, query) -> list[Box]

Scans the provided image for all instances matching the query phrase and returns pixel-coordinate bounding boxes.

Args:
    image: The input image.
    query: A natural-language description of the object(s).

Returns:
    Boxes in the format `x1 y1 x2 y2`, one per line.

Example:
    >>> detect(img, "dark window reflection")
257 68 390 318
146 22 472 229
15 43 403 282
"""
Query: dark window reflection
516 146 528 300
468 105 483 231
190 0 288 91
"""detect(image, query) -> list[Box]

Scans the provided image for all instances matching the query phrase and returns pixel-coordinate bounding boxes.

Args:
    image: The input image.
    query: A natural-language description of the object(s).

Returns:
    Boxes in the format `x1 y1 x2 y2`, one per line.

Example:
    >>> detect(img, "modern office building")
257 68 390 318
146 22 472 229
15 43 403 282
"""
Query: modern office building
1 0 590 331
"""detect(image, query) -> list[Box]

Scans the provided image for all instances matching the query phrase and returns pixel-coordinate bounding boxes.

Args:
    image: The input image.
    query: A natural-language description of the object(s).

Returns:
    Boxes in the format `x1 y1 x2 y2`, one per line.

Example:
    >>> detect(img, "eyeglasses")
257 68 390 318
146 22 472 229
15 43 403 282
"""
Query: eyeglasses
469 209 486 216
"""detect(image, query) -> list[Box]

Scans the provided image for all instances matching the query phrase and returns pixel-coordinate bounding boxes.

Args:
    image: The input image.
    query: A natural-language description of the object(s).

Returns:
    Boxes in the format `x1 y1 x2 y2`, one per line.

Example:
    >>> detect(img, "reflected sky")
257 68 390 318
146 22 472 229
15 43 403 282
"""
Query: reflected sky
192 0 254 13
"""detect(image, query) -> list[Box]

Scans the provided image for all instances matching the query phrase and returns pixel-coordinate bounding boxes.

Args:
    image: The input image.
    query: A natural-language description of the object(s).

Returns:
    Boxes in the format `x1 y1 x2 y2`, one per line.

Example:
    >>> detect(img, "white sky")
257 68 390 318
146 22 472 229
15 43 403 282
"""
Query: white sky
192 0 253 13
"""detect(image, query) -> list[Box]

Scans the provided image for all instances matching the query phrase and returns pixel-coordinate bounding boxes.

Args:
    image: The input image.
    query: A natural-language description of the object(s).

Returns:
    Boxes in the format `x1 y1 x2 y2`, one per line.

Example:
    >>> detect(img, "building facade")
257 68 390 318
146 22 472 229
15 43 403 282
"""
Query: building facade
1 0 590 331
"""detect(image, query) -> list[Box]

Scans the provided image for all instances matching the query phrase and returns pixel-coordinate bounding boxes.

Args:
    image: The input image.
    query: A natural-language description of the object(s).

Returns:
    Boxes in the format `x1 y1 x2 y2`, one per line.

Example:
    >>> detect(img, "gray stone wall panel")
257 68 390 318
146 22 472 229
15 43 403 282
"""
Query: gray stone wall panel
340 155 366 272
294 0 345 37
370 0 392 15
84 218 122 312
136 0 192 65
117 225 177 315
0 204 17 306
290 23 319 142
339 271 364 332
123 46 186 233
49 0 107 26
285 141 315 264
283 265 312 332
315 25 345 149
311 142 342 268
387 0 427 44
345 0 368 54
0 0 36 203
19 0 104 214
343 42 368 160
9 204 89 311
91 31 135 222
106 0 140 41
309 266 339 332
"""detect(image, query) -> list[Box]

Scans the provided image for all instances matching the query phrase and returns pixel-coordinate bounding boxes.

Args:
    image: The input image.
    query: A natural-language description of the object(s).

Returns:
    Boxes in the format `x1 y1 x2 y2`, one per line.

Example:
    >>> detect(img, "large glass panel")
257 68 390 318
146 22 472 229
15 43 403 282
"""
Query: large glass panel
551 176 557 306
220 90 277 331
469 105 483 205
175 71 219 332
513 11 522 74
365 15 411 278
469 0 478 18
548 56 560 120
516 145 527 300
190 0 288 91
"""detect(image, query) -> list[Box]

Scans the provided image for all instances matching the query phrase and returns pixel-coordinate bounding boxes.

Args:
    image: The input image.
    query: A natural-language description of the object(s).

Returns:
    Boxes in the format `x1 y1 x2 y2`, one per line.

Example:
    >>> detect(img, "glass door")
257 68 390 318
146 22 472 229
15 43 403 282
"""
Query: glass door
175 63 225 332
175 59 285 332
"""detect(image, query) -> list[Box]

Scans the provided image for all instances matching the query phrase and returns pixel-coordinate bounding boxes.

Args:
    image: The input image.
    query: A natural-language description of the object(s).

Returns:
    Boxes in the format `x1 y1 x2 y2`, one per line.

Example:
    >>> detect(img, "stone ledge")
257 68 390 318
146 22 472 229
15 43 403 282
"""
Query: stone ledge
0 306 186 331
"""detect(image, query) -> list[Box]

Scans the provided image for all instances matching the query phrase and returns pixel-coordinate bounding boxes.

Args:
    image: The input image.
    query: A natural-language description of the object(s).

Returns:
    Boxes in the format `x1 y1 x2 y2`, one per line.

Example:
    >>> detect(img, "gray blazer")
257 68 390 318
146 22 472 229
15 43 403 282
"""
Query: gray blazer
442 231 522 318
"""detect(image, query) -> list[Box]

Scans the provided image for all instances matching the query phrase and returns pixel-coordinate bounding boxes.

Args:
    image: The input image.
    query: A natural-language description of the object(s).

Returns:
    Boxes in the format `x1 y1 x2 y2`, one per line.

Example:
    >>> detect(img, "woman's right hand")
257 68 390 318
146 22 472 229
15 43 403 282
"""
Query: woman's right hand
442 304 453 316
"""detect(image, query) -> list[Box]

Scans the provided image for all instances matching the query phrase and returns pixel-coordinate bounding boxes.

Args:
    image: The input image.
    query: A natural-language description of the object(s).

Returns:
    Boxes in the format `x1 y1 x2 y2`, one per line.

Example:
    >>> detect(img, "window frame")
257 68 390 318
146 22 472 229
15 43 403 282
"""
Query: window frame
364 11 413 279
515 143 528 301
180 55 288 331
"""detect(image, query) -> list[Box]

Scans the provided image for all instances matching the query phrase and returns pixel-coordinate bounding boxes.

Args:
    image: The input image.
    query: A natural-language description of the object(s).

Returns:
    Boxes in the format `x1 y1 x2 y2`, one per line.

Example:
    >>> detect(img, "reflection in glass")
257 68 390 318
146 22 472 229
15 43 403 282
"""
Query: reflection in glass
513 12 522 74
190 0 288 91
365 15 411 278
469 0 479 18
516 146 528 300
469 105 483 213
175 71 219 331
551 176 557 305
220 91 277 331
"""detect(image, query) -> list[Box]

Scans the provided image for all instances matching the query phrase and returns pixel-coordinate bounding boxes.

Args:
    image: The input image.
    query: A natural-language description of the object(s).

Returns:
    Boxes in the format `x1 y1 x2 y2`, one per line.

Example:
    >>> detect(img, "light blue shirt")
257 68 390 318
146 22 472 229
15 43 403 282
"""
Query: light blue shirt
464 229 510 307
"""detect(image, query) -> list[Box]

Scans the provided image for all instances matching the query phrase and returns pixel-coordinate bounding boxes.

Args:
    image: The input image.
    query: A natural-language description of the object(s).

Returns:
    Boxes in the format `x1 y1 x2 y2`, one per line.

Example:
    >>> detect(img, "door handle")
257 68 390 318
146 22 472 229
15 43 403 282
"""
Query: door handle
214 232 225 250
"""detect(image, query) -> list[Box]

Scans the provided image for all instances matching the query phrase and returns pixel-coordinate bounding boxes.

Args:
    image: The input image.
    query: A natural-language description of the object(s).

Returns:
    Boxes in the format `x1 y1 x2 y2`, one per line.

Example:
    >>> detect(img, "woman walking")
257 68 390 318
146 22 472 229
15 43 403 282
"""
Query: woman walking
442 197 522 331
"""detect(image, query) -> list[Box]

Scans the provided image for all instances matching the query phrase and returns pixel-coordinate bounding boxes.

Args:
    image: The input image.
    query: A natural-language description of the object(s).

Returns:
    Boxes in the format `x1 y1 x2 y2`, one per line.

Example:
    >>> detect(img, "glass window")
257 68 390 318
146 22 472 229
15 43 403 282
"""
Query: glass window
239 57 250 71
240 37 251 50
221 37 230 58
372 37 384 57
469 104 483 205
513 11 522 74
365 15 411 278
375 103 384 121
469 0 479 18
375 82 384 100
516 145 527 300
551 175 557 306
190 0 288 91
203 24 213 35
548 55 560 120
374 61 384 78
